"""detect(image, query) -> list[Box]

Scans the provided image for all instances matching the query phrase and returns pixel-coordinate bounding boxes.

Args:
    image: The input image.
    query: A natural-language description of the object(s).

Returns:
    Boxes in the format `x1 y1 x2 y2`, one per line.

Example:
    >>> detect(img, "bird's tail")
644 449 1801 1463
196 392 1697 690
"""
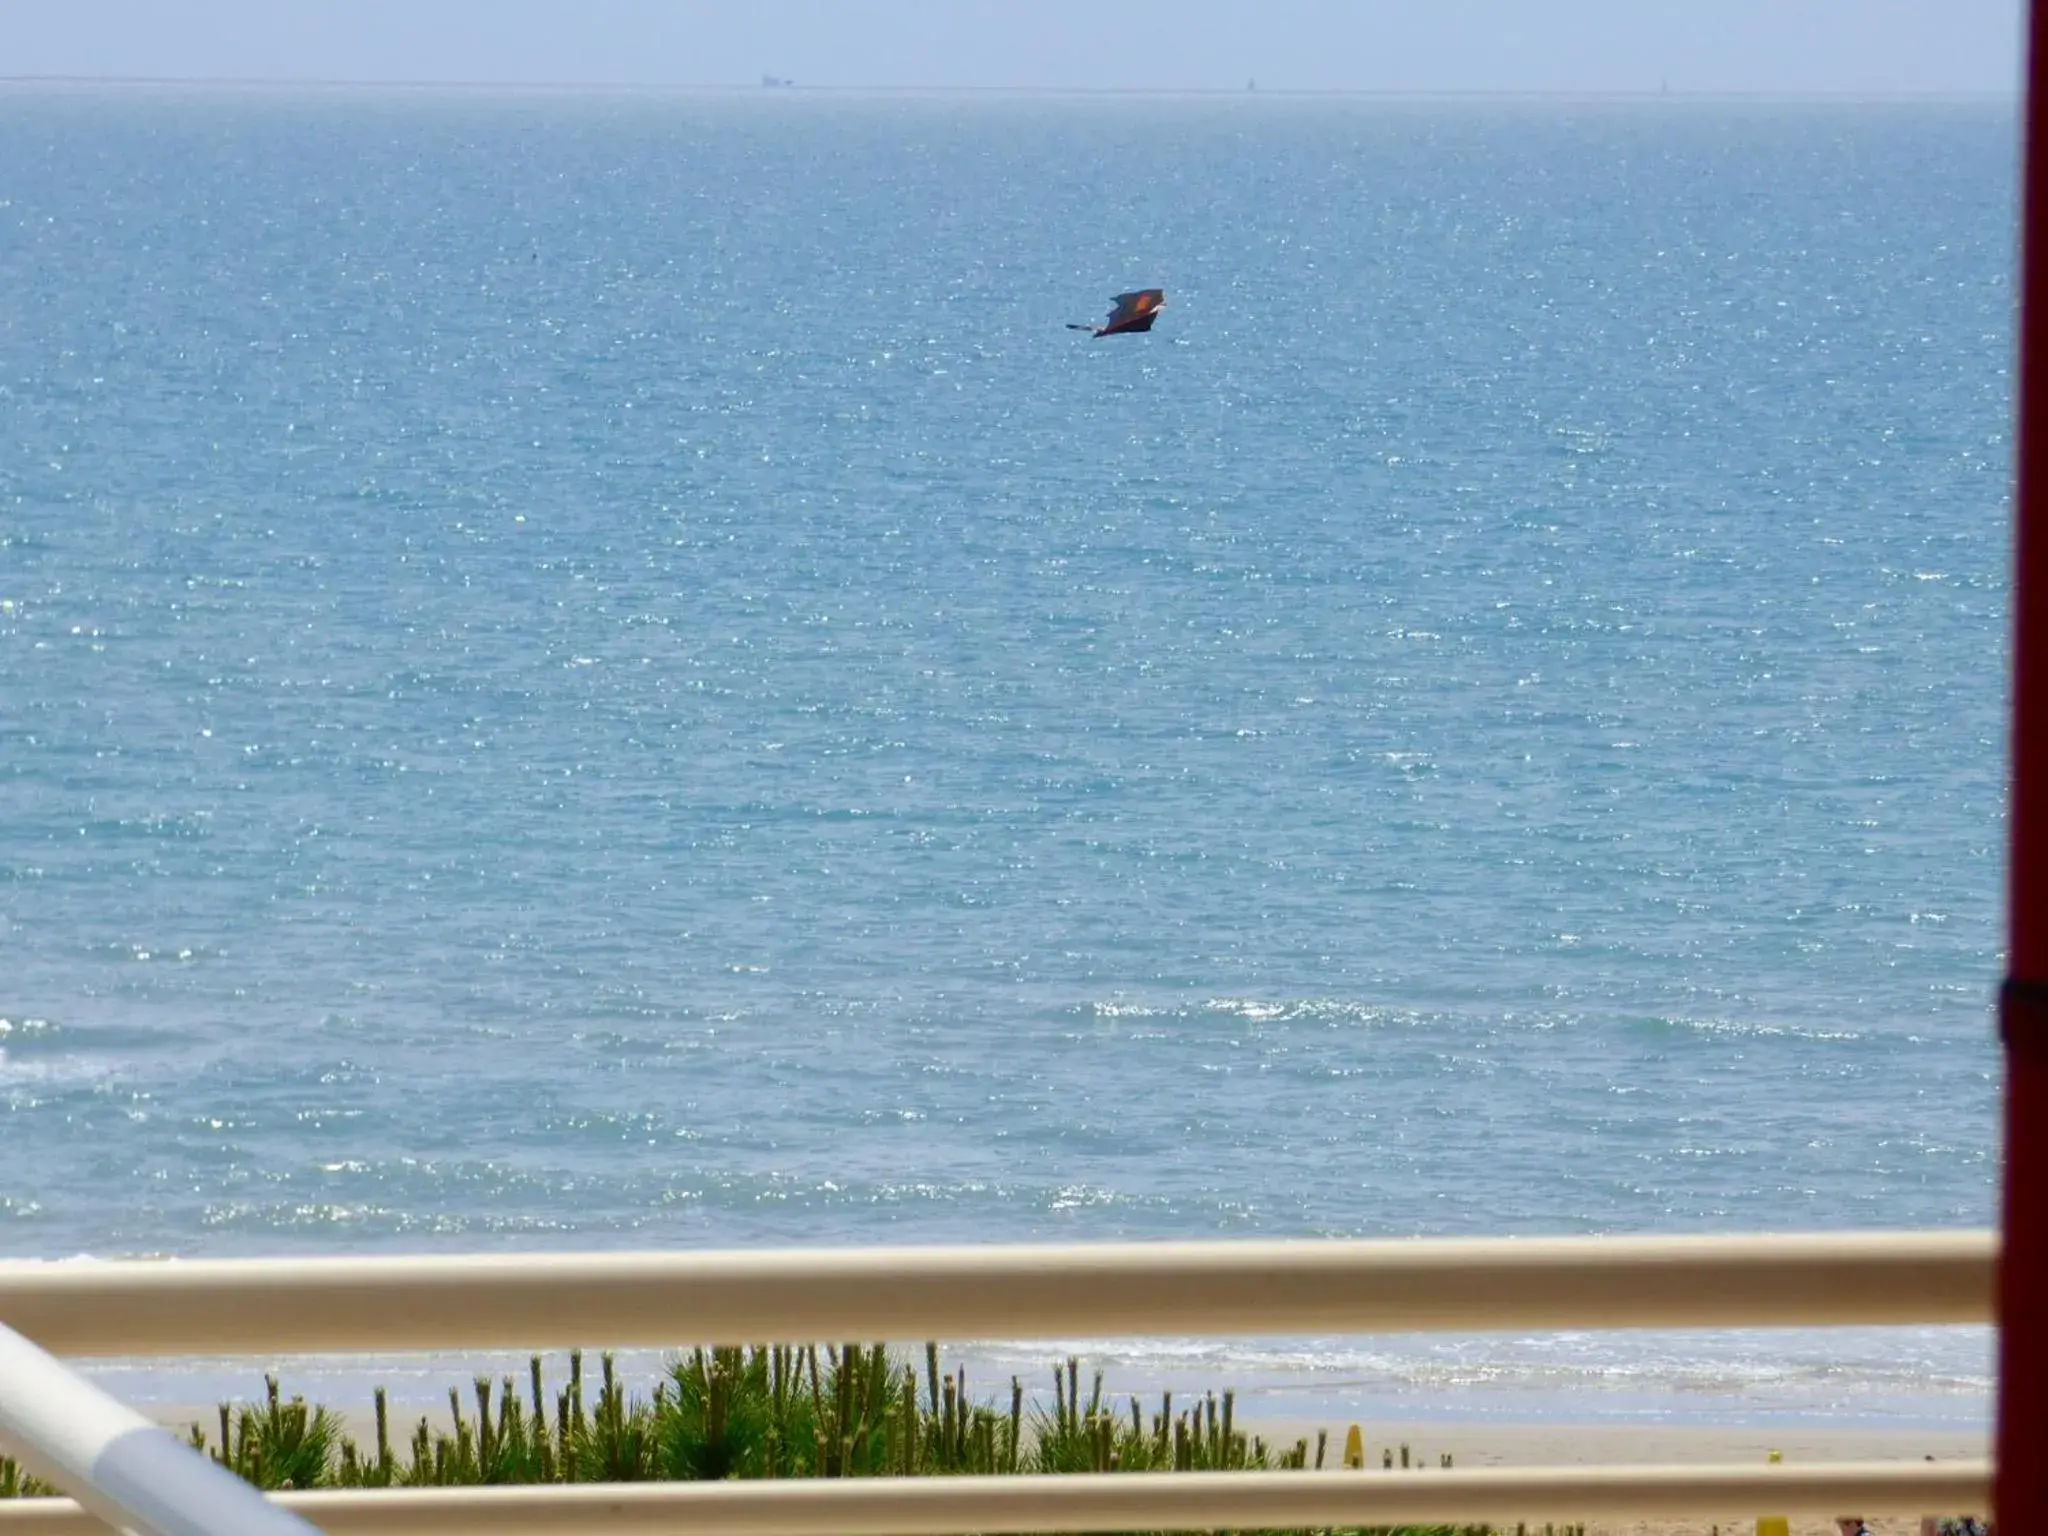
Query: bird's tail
1066 323 1095 332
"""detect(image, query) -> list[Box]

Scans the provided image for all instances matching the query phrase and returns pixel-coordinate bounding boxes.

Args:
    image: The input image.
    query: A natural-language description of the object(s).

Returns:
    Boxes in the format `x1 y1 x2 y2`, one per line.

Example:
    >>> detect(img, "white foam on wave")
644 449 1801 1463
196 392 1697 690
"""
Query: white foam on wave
79 1328 1994 1430
954 1327 1995 1427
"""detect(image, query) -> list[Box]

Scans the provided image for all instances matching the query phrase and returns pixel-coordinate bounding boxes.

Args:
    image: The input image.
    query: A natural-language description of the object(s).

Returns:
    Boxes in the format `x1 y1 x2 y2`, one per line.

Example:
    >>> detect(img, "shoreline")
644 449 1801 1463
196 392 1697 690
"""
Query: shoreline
85 1352 1992 1442
146 1397 1986 1466
76 1347 1994 1535
132 1403 1988 1536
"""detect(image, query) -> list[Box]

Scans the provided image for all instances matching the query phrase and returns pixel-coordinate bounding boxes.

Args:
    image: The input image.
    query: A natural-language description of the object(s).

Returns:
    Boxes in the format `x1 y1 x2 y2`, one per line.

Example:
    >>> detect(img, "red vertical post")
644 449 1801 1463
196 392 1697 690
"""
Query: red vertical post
2003 1 2048 1527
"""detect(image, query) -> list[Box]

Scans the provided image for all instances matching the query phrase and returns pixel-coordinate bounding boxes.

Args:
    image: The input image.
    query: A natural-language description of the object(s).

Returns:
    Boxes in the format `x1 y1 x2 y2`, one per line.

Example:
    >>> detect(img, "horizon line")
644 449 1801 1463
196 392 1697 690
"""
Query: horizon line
0 74 2018 104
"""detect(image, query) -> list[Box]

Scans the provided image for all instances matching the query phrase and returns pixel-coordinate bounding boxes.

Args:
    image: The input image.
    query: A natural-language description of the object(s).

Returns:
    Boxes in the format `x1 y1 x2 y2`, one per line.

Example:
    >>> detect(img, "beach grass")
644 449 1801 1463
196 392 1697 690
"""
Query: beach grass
0 1343 1560 1535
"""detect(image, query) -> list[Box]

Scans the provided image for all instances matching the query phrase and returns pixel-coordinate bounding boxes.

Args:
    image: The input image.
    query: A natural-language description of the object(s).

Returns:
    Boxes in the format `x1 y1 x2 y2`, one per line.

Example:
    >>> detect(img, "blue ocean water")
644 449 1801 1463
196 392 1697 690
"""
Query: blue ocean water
0 87 2015 1424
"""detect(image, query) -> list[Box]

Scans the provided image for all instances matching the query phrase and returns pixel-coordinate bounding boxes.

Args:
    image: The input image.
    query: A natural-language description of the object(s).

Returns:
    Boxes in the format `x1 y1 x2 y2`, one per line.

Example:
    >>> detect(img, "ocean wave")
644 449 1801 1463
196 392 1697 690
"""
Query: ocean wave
69 1327 1994 1429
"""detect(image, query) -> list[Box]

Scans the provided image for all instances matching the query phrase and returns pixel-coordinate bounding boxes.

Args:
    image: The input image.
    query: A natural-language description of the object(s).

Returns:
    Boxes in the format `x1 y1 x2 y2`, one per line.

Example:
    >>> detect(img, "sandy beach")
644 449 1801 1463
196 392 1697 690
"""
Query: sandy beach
1239 1420 1988 1536
142 1400 1988 1536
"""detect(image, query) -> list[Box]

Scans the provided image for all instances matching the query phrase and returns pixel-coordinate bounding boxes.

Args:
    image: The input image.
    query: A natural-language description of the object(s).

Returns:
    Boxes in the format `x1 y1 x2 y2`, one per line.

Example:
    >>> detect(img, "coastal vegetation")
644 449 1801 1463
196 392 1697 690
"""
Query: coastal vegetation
0 1344 1593 1535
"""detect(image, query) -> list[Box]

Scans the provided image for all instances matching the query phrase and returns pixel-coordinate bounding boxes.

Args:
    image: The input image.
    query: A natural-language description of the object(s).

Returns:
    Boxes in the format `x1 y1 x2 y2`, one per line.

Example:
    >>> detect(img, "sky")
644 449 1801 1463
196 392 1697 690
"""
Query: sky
0 0 2027 96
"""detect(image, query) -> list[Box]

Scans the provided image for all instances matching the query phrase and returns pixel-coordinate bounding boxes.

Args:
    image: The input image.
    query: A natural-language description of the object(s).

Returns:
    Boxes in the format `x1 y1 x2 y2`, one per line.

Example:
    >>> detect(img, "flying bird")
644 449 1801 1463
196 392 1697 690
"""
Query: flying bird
1069 289 1166 337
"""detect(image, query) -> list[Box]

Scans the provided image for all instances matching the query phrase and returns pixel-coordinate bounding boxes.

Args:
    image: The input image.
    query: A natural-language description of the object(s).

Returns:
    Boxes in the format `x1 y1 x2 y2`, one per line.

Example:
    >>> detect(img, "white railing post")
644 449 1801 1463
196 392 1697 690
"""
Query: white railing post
0 1322 321 1536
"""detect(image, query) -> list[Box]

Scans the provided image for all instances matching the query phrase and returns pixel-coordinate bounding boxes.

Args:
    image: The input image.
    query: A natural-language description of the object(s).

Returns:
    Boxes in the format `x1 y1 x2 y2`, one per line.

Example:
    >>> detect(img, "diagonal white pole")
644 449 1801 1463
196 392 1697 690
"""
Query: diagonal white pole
0 1322 321 1536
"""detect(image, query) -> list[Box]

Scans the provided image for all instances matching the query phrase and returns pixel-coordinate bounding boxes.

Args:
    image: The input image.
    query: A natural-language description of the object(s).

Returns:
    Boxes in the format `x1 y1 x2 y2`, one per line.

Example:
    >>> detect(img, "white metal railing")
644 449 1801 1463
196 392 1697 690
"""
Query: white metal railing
0 1229 1995 1355
0 1322 317 1536
0 1464 2000 1536
0 1231 2000 1535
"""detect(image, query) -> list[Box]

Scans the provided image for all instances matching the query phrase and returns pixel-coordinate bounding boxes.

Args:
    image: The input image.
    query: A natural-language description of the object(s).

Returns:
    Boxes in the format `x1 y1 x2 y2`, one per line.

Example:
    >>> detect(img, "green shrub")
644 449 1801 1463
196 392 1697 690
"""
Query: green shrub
0 1345 1513 1536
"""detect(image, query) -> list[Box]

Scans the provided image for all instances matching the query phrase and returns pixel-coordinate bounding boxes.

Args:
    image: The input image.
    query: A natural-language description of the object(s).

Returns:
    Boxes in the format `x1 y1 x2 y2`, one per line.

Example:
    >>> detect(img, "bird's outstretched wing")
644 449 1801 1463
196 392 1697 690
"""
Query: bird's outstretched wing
1096 288 1165 336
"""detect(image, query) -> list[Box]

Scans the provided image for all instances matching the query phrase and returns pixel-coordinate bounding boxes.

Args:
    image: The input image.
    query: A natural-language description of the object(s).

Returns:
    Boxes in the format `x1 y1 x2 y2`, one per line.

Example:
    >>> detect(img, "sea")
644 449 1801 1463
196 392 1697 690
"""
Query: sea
0 85 2016 1430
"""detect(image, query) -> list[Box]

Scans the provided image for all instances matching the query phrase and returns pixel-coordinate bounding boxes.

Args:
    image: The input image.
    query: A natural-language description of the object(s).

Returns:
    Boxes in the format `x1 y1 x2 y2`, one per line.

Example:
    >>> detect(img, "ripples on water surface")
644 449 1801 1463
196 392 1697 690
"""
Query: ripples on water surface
0 88 2013 1422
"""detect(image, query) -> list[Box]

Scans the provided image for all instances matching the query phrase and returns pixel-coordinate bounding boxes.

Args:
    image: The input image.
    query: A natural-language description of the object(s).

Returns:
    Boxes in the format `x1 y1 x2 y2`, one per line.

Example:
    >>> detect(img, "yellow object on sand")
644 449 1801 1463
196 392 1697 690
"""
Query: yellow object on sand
1756 1449 1790 1536
1343 1425 1364 1470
